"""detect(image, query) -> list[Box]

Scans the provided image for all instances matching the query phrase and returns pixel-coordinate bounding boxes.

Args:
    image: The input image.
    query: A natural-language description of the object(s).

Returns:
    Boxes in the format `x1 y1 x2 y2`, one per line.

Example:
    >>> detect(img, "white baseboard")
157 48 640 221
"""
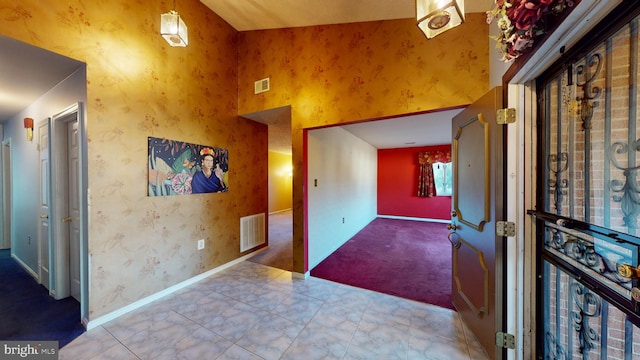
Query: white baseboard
268 208 292 215
292 271 309 280
11 254 39 281
86 250 266 330
377 215 450 223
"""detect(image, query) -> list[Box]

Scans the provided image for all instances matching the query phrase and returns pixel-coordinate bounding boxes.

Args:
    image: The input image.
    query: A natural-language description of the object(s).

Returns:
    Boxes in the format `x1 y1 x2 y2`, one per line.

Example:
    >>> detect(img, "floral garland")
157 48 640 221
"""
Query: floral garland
486 0 575 62
200 147 215 156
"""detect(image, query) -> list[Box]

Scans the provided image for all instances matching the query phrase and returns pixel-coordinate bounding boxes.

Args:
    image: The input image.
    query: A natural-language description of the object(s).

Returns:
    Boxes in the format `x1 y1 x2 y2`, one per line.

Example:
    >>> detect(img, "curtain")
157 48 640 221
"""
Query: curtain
418 150 451 197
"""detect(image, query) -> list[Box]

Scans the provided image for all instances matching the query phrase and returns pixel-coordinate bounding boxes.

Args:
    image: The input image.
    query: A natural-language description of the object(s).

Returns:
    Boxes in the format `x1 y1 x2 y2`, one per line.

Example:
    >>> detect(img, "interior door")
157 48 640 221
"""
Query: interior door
67 119 80 300
49 107 81 300
38 120 51 289
450 87 505 359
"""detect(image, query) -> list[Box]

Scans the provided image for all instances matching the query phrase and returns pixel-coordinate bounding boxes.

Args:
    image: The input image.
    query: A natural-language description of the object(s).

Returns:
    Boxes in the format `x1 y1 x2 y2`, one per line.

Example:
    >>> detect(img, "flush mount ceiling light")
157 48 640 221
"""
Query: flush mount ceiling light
416 0 465 39
161 1 188 47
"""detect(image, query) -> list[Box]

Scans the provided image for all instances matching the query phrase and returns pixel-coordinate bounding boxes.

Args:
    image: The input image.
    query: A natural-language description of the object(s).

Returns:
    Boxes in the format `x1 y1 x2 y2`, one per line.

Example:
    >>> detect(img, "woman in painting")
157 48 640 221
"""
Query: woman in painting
192 147 227 193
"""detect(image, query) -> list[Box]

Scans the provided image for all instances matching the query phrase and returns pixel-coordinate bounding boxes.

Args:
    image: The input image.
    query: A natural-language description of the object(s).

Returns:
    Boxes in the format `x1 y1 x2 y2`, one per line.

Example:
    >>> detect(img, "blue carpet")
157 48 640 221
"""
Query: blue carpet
0 249 85 348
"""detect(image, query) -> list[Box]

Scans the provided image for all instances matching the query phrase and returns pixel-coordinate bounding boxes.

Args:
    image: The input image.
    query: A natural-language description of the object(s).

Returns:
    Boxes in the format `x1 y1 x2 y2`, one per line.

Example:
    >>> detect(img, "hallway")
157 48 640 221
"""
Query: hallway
248 210 293 272
0 249 85 347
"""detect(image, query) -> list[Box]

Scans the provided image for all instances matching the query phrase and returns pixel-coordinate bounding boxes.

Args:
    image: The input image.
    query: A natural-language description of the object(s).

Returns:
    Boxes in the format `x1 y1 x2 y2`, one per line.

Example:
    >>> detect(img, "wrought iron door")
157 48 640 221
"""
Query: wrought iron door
534 6 640 359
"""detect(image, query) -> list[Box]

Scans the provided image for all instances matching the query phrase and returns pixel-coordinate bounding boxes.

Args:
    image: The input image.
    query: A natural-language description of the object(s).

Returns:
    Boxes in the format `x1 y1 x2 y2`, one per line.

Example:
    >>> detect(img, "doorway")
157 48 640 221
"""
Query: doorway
44 104 85 304
500 0 629 356
533 5 640 357
0 35 88 344
0 104 87 345
241 106 293 272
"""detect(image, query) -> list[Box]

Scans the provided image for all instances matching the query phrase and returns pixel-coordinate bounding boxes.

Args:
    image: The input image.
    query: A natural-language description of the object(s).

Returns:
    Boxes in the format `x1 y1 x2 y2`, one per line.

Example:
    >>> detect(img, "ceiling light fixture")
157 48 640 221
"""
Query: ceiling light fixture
161 0 188 47
416 0 465 39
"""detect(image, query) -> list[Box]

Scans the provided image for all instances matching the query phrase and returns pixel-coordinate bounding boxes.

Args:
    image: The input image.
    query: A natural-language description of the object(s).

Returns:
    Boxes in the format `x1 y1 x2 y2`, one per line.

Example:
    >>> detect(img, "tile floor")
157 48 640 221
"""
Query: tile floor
60 261 489 360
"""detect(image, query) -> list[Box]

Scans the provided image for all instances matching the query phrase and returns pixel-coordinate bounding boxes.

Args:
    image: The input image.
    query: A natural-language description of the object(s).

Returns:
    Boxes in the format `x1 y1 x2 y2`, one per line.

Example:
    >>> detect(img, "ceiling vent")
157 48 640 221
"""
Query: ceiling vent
254 77 270 94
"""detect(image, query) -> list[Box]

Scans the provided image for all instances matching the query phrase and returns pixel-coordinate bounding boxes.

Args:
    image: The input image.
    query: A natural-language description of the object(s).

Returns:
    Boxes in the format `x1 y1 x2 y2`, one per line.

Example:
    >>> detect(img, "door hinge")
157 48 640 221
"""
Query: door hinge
496 221 516 237
496 108 516 124
496 331 516 349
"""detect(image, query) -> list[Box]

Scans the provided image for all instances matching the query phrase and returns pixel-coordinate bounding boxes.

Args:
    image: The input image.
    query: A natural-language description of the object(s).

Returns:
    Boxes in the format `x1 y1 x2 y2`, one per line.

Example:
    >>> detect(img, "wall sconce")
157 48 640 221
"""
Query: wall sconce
23 117 34 142
161 1 188 47
416 0 465 39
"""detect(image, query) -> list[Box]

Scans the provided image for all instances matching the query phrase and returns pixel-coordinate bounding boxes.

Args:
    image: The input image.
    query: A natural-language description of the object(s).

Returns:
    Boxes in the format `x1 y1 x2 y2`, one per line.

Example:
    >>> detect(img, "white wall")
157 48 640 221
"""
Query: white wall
4 67 86 275
307 126 377 269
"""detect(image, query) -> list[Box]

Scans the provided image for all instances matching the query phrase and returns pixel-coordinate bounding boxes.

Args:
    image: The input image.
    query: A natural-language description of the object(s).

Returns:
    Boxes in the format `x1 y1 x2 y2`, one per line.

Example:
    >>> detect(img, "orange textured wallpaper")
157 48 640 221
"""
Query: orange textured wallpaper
238 15 489 272
0 0 489 314
0 0 267 318
239 15 489 121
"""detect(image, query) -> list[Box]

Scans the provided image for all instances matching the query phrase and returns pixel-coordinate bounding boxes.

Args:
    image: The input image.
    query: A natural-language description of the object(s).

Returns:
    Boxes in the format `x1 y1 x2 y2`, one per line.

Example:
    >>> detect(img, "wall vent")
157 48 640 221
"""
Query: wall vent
240 213 266 252
254 77 270 94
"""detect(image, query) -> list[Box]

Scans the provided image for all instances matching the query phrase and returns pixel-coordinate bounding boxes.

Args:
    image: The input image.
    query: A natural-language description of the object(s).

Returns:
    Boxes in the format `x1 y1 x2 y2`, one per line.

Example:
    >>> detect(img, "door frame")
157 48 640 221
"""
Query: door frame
1 138 11 251
38 120 52 289
501 1 623 358
46 102 90 324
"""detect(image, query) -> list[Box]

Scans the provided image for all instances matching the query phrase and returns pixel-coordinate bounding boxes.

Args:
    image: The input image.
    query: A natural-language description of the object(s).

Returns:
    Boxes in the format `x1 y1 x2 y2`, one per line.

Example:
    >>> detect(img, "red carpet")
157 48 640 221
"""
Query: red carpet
310 218 454 310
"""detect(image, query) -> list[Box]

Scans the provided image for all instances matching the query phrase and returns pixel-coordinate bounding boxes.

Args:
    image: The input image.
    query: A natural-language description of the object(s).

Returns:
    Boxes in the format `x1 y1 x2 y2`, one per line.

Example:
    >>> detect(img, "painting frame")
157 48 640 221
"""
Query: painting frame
148 137 229 196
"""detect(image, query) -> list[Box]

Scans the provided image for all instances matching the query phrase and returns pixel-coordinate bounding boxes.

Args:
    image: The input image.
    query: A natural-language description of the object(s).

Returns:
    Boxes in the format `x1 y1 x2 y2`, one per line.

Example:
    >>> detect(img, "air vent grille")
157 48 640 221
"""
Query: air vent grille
240 213 265 252
254 77 270 94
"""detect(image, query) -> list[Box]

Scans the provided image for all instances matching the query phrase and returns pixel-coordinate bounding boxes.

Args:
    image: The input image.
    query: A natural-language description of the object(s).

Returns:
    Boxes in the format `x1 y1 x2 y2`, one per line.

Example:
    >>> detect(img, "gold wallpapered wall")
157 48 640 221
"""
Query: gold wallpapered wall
238 15 489 120
238 14 489 272
0 0 268 318
0 0 489 316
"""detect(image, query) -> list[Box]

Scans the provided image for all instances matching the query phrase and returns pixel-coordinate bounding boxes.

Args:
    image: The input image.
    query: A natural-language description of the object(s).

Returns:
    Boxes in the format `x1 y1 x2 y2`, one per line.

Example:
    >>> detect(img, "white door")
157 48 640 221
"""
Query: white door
49 110 80 301
38 120 51 289
66 120 80 300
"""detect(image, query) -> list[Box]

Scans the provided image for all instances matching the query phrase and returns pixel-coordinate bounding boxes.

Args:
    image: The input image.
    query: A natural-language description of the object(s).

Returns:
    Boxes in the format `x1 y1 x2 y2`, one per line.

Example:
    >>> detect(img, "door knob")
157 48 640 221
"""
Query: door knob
447 224 457 231
618 264 640 279
39 214 49 219
61 216 72 223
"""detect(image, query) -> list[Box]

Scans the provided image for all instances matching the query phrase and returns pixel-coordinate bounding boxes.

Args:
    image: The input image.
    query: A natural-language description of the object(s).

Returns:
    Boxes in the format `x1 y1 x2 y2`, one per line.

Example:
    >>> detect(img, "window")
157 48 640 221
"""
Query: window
432 162 452 196
418 149 451 197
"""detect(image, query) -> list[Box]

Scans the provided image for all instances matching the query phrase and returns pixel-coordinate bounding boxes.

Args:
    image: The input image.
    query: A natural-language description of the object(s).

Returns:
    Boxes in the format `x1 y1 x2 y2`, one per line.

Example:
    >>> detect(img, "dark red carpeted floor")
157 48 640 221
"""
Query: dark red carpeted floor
311 218 454 310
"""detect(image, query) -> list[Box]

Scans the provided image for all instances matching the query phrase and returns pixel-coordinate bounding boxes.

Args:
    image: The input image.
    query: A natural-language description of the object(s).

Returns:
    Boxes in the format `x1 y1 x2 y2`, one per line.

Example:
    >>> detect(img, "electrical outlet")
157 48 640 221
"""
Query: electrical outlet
342 217 345 223
197 239 205 250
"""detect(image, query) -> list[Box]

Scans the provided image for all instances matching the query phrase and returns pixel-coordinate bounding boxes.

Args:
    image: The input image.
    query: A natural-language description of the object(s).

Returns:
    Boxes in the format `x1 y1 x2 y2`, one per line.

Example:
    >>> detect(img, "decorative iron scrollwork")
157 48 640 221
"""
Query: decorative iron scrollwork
608 140 640 229
547 152 569 212
544 228 631 288
575 53 603 130
545 332 567 360
570 283 601 355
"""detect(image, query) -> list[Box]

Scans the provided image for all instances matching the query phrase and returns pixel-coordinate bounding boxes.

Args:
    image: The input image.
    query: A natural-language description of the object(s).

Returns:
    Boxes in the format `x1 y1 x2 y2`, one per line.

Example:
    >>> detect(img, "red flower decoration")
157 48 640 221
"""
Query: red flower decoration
200 147 215 157
487 0 574 61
